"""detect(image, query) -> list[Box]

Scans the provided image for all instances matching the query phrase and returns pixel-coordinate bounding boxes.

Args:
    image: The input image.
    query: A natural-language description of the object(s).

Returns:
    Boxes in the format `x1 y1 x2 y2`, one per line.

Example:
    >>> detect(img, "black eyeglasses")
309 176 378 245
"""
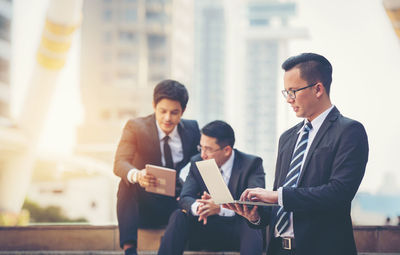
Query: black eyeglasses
197 145 223 154
281 83 317 99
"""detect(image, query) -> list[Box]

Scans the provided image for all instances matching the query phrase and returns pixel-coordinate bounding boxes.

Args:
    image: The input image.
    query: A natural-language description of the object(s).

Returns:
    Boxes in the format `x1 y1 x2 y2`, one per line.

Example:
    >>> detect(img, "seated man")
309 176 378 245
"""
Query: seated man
158 120 265 255
113 80 201 255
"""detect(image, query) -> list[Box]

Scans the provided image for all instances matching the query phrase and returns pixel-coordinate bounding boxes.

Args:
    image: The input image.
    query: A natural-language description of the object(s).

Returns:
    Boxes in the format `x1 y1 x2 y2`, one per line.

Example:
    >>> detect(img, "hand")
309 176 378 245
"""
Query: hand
196 191 220 225
137 169 157 188
240 188 278 204
223 203 260 223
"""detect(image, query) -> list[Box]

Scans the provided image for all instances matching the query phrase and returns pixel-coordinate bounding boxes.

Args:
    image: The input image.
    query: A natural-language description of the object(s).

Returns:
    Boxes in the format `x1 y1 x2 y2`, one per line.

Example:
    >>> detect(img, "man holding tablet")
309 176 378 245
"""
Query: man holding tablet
113 80 200 255
158 120 265 255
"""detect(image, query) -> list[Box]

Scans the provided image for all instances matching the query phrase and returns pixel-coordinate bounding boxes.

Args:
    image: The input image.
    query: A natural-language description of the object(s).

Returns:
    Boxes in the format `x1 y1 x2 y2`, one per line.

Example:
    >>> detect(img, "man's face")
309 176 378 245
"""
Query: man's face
199 134 232 168
153 98 183 135
283 68 319 121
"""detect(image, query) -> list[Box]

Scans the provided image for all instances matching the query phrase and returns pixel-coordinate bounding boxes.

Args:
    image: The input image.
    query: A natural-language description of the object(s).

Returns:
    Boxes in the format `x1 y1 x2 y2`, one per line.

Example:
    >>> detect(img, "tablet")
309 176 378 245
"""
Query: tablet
145 164 176 197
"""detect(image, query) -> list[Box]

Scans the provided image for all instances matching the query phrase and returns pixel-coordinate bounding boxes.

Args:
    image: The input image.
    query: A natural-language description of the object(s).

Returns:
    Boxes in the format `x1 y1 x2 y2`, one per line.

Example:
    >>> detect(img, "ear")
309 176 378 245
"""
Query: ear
315 83 324 98
223 145 233 156
152 101 156 110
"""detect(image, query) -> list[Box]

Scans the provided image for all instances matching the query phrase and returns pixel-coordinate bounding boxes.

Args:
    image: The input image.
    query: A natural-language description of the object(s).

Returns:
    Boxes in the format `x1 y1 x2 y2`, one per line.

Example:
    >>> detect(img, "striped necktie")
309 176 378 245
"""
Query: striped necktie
275 122 313 235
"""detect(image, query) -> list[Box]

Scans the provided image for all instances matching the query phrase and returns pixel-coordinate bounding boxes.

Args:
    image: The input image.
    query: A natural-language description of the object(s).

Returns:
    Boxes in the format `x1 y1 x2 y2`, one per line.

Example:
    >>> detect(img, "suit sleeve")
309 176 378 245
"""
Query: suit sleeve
244 157 271 228
246 157 266 189
283 121 369 213
179 161 201 214
113 120 138 185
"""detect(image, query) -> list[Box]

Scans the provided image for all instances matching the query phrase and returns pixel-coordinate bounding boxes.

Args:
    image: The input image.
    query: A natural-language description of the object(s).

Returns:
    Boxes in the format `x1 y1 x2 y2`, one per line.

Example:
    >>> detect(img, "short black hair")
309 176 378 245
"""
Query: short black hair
282 53 333 95
153 80 189 111
201 120 235 148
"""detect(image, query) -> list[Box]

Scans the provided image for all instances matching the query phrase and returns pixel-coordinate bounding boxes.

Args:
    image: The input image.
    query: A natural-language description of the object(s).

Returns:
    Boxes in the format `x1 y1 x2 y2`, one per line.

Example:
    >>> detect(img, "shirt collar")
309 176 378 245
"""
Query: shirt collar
155 120 179 141
220 149 235 175
298 105 334 134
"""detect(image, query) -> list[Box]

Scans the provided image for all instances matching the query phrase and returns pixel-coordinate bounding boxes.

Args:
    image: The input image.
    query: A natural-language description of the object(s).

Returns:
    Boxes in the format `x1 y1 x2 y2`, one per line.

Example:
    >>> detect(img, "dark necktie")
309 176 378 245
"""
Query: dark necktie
163 136 174 169
275 122 313 235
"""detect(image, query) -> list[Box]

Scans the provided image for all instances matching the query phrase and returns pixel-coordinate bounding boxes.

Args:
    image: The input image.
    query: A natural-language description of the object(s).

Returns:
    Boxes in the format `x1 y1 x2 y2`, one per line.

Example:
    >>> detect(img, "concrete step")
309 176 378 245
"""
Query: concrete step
1 225 400 254
0 252 241 255
0 252 398 255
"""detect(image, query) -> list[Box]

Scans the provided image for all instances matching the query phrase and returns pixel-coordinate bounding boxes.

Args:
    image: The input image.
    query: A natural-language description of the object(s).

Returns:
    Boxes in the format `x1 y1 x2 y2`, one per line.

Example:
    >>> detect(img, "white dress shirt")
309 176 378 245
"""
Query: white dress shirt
276 105 334 238
191 150 236 217
155 121 184 168
127 120 183 183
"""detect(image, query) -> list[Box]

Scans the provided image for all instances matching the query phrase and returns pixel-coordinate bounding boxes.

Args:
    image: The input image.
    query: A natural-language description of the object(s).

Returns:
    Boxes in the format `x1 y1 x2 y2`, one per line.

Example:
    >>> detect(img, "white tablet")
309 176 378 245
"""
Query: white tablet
145 164 176 197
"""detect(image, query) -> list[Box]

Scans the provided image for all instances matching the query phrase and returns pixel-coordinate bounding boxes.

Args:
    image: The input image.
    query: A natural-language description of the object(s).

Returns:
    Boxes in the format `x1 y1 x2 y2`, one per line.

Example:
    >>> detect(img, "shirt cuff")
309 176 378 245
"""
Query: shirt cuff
278 187 283 207
191 201 200 216
250 217 261 225
127 168 137 184
218 206 235 217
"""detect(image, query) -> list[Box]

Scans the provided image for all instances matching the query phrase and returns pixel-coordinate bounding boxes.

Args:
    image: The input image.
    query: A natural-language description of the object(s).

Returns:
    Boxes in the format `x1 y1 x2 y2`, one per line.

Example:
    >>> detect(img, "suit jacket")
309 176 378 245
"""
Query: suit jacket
180 149 265 214
113 114 201 192
256 107 369 255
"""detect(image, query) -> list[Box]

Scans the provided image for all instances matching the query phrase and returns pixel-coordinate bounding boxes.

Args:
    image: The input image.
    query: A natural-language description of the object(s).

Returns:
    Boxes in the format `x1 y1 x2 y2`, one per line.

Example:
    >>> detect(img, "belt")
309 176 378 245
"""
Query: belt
276 237 295 250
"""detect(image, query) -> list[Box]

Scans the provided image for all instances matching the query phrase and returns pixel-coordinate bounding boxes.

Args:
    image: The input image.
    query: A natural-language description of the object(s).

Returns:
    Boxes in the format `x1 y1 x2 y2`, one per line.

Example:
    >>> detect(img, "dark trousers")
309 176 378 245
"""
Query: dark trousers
117 180 178 248
158 209 263 255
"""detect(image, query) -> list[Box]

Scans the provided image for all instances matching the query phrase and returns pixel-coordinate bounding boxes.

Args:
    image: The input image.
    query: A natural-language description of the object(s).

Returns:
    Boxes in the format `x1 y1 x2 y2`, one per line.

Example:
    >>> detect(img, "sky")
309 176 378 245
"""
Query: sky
11 0 400 195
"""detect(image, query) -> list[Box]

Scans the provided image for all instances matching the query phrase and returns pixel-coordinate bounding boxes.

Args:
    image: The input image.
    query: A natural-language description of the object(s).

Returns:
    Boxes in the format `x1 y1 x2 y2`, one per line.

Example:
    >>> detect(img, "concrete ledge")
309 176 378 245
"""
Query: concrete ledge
354 226 400 253
0 225 399 253
0 252 398 255
0 252 241 255
0 225 163 251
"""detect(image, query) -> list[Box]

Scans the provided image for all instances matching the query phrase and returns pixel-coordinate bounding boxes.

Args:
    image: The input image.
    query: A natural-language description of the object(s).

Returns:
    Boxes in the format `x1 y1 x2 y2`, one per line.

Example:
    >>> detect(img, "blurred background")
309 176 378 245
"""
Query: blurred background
1 0 400 226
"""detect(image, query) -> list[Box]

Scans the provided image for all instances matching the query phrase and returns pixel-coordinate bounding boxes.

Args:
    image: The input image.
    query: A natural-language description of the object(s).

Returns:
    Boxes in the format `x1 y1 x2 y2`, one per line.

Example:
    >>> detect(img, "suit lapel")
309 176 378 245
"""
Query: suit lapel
148 114 162 165
228 150 243 197
176 120 190 170
177 121 188 159
298 107 340 185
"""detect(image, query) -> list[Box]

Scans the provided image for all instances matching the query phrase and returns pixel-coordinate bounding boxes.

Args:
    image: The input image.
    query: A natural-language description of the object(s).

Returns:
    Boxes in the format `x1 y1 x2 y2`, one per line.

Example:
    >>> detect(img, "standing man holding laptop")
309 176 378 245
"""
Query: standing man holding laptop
113 80 201 255
158 120 265 255
225 53 369 255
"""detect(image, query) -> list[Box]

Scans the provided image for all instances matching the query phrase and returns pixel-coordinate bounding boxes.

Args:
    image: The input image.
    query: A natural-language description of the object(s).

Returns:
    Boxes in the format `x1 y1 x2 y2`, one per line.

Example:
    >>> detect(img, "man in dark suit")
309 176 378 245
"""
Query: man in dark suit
225 53 369 255
158 120 265 255
114 80 201 255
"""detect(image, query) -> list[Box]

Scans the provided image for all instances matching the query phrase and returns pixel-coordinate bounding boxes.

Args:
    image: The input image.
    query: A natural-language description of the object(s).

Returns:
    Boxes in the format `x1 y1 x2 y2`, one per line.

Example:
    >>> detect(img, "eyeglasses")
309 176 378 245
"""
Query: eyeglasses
197 145 223 154
281 83 317 99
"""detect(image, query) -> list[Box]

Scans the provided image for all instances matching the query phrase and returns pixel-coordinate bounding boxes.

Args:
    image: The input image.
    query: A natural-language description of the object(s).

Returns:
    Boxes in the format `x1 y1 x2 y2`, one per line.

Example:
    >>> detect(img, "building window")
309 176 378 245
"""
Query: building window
102 31 113 43
102 9 112 22
0 15 10 42
147 34 166 49
249 18 269 26
149 55 166 65
122 9 137 22
118 31 137 43
146 10 167 23
117 51 137 63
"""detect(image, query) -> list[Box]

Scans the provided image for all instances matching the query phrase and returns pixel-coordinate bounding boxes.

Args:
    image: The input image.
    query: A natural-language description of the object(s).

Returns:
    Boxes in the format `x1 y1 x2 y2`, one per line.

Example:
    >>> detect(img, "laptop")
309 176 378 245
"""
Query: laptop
195 159 278 207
